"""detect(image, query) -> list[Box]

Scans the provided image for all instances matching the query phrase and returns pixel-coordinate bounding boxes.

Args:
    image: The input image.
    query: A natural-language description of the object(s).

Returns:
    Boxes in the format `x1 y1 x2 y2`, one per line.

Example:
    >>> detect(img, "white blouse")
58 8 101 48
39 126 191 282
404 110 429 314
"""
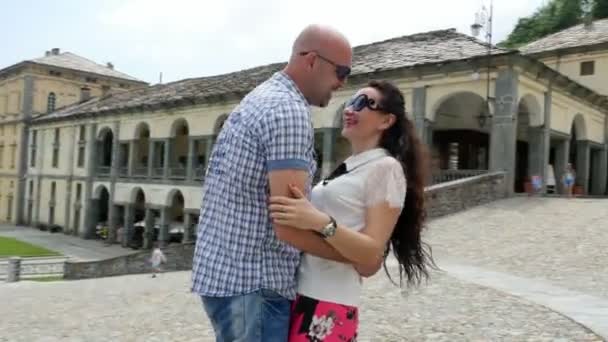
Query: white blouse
296 148 407 306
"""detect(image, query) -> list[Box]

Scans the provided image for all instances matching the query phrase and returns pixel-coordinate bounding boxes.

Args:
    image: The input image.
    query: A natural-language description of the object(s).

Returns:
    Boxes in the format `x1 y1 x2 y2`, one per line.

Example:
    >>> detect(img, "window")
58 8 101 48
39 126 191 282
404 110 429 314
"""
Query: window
77 146 85 168
10 144 16 169
580 61 595 76
49 182 56 224
76 183 82 201
30 130 37 167
52 128 60 168
0 144 4 168
85 77 98 83
119 83 130 89
7 194 13 221
79 125 86 141
29 180 34 198
49 70 62 77
47 92 56 113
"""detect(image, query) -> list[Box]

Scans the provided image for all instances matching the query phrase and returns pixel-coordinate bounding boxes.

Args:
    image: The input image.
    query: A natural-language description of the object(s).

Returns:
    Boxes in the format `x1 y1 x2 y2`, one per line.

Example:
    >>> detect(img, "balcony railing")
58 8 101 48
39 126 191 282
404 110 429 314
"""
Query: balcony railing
169 167 187 179
118 167 129 177
132 166 148 177
152 167 164 178
432 169 487 185
194 166 205 181
96 166 111 177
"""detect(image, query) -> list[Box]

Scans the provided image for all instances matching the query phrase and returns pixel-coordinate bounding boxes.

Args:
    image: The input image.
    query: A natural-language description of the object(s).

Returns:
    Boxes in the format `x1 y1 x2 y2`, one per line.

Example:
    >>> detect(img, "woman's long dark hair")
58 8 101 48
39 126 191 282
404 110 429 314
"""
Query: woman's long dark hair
368 80 435 287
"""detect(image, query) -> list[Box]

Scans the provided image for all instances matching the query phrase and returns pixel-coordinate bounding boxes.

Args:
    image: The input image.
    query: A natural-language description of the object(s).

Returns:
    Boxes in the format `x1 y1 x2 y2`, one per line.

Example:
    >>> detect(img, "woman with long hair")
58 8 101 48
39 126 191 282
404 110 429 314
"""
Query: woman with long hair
269 80 434 341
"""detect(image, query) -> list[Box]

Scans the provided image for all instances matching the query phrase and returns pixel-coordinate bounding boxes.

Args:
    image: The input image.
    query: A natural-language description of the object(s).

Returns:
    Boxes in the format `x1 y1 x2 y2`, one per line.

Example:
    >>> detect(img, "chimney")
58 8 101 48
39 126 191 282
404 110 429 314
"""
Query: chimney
106 62 114 70
51 48 60 55
45 50 51 57
80 87 91 102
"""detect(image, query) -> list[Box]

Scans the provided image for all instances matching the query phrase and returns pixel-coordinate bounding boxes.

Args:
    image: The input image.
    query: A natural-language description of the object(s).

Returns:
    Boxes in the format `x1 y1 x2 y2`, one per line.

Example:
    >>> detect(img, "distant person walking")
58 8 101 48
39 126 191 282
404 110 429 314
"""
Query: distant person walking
150 245 166 278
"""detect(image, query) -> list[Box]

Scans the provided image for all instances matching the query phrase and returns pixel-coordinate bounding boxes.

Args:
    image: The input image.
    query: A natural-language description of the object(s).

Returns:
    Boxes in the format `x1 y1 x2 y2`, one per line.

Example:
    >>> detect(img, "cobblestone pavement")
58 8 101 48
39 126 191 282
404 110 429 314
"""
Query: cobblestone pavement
426 197 608 299
1 198 606 341
0 268 602 342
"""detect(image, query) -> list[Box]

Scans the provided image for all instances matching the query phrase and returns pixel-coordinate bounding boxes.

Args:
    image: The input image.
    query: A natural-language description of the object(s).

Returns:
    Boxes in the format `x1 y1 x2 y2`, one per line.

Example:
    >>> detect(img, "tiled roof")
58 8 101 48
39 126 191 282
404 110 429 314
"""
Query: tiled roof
520 18 608 55
36 29 511 122
27 52 145 82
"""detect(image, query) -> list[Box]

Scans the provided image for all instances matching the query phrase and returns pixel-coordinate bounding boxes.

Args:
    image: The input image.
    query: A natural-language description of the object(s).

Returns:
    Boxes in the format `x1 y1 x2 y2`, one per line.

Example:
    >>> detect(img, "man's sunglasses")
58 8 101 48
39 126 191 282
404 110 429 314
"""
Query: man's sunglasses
299 51 351 81
345 94 385 112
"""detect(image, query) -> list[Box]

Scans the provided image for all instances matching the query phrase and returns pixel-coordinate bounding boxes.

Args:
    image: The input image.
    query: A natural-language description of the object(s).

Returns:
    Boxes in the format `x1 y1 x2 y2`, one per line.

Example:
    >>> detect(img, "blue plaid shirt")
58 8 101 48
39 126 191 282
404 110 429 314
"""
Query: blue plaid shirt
191 72 316 300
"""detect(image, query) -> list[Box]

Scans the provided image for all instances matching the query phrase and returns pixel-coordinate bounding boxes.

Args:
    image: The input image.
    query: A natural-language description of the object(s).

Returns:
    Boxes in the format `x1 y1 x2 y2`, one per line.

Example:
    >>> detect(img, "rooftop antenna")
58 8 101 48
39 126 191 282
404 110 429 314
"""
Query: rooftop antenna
159 72 163 84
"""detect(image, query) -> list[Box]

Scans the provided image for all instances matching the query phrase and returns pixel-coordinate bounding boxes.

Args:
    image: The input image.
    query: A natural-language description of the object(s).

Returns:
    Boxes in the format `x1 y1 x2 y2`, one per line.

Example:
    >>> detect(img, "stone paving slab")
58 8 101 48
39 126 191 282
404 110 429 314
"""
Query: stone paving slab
426 197 608 299
0 268 602 342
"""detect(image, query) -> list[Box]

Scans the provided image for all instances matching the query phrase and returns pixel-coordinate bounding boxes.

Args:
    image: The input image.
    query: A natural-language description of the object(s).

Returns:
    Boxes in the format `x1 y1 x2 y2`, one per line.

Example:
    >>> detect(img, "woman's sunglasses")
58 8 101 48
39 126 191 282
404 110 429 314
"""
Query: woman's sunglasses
345 94 384 112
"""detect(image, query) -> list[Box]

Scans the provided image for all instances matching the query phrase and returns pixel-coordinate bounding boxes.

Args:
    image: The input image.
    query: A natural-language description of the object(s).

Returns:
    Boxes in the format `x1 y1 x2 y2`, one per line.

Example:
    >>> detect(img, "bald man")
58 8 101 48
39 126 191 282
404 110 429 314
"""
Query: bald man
192 25 354 341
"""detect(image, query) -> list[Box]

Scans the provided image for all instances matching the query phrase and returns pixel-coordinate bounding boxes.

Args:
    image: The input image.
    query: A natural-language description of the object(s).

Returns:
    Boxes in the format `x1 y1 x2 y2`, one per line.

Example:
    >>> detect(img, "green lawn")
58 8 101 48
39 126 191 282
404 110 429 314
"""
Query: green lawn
0 237 61 258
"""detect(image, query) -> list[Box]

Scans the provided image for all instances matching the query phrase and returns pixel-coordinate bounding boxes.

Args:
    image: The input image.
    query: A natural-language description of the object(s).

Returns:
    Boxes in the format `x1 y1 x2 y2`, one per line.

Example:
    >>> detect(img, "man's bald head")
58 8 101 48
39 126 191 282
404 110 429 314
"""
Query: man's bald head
285 24 352 107
290 24 350 62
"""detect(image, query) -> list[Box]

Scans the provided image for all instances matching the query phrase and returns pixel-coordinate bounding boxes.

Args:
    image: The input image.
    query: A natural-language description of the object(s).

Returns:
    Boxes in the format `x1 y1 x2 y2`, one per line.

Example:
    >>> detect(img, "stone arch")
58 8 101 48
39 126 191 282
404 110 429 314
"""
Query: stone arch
430 91 490 172
518 94 543 127
429 90 487 123
134 122 151 139
129 187 146 204
93 184 110 200
572 114 588 141
170 118 190 137
214 114 229 134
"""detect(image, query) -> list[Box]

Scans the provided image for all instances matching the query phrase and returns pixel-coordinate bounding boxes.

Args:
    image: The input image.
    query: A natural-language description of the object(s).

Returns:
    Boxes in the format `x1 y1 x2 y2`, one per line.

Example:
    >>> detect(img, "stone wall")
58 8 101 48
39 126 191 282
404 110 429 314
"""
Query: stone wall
64 243 194 280
64 172 507 280
425 172 507 219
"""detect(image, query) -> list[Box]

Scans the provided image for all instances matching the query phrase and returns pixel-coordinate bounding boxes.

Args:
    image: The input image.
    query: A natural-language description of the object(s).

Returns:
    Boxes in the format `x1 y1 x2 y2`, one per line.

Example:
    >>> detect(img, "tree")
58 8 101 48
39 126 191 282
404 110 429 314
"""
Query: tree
500 0 598 48
593 0 608 18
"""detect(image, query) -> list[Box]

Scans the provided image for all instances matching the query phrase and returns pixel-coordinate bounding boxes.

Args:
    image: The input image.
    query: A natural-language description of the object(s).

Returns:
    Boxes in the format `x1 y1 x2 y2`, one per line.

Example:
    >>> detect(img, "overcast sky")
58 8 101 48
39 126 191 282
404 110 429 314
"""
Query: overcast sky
3 0 546 84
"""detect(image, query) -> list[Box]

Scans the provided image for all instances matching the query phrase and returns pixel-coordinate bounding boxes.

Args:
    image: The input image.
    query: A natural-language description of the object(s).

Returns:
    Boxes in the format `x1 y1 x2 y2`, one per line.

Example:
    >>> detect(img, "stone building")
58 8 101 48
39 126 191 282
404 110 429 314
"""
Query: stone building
24 26 608 249
0 48 147 224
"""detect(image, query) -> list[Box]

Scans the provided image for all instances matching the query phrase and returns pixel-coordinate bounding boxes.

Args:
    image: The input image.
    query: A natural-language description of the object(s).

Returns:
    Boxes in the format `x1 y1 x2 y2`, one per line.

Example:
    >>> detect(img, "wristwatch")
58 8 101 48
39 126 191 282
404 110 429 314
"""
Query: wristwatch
319 216 338 239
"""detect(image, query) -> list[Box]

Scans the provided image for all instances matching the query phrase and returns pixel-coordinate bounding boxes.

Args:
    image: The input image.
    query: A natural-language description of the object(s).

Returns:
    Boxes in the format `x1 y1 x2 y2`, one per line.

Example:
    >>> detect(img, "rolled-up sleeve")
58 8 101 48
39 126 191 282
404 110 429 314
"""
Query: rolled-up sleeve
260 101 313 171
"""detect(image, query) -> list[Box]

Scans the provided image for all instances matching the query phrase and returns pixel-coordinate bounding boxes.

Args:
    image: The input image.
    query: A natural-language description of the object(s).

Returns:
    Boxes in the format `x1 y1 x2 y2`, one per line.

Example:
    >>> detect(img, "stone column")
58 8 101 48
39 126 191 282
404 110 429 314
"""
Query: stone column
147 140 155 178
554 138 570 195
204 136 214 169
591 146 607 195
107 204 120 244
182 212 193 244
122 204 134 248
84 198 99 239
186 137 196 181
539 90 552 193
321 128 337 177
528 126 545 184
412 87 427 142
82 123 97 239
159 206 170 247
489 69 519 194
163 138 171 179
6 257 21 283
576 140 590 194
600 145 608 196
127 140 136 176
143 208 155 249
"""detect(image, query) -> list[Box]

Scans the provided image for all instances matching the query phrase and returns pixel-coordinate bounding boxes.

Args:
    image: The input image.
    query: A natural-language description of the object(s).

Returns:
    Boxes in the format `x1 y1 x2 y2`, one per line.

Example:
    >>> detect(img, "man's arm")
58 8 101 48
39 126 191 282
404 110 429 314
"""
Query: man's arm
268 169 349 263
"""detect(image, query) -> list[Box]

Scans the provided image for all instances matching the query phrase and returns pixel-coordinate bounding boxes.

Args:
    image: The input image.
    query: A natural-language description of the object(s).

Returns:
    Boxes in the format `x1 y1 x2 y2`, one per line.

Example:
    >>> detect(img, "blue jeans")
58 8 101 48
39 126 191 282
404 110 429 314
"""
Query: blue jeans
201 289 291 342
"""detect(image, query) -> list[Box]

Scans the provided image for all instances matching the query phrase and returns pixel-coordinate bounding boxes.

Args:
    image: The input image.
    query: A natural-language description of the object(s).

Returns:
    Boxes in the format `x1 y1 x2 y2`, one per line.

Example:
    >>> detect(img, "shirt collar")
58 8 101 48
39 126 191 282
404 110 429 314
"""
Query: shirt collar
344 148 389 171
274 71 308 106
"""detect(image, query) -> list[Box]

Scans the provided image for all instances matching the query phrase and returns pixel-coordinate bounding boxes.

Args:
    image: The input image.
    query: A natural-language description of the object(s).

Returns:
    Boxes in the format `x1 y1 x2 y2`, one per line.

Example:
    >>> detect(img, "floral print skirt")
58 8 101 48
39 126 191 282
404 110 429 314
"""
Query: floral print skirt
288 294 358 342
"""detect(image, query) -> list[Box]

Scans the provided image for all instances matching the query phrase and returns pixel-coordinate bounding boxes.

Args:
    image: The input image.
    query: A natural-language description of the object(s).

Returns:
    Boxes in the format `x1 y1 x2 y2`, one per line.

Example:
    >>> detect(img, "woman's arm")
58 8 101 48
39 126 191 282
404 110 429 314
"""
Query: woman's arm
269 185 401 268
